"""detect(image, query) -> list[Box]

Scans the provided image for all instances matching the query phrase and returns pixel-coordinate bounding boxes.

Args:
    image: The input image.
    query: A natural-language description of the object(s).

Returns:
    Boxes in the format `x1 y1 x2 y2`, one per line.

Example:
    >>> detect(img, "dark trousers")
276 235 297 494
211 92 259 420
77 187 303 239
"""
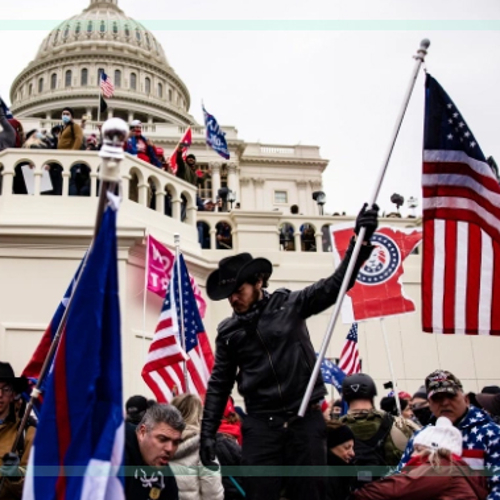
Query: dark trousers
241 409 326 500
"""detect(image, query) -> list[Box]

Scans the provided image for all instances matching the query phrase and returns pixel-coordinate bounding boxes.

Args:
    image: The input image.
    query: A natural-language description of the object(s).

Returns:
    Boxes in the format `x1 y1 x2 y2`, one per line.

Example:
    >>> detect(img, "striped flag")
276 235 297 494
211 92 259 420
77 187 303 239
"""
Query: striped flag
100 72 115 98
142 254 214 402
338 323 360 375
422 74 500 335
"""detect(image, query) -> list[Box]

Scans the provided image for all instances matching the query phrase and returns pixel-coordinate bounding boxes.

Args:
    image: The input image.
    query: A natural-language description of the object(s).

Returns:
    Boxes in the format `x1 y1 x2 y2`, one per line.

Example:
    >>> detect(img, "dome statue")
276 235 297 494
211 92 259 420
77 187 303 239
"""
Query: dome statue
9 0 194 126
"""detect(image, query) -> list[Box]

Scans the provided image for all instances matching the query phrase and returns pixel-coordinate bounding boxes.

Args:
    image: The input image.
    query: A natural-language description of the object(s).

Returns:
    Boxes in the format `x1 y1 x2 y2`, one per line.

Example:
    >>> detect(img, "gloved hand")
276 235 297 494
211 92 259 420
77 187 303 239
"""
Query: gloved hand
355 203 379 242
199 437 218 469
0 452 21 478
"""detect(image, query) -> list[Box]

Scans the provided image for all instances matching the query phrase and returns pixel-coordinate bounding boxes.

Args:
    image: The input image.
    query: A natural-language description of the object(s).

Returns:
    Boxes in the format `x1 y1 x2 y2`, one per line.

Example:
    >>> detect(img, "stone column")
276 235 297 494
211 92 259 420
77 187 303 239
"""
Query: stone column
297 180 308 215
62 170 70 197
45 112 52 120
138 182 149 206
128 111 134 123
209 227 217 250
315 231 323 253
227 162 238 196
155 191 165 215
254 178 265 210
294 230 302 253
171 197 181 220
210 162 221 202
239 177 252 210
86 107 93 120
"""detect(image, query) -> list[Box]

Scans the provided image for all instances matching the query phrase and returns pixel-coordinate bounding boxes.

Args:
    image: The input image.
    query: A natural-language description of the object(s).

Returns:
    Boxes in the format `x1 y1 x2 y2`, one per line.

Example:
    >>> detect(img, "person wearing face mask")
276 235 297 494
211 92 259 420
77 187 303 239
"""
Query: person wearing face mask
411 386 433 427
57 107 83 150
23 129 51 149
326 421 356 500
125 120 161 167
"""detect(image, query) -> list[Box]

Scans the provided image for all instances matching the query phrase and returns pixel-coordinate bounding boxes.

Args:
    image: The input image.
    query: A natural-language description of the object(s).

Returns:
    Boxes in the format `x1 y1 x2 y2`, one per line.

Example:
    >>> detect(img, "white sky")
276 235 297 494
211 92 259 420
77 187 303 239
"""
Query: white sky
1 0 499 216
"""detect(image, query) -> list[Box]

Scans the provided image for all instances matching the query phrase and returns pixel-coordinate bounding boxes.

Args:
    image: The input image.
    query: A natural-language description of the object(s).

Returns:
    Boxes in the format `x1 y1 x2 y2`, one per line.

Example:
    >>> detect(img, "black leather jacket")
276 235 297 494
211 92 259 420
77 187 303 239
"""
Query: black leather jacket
201 238 373 439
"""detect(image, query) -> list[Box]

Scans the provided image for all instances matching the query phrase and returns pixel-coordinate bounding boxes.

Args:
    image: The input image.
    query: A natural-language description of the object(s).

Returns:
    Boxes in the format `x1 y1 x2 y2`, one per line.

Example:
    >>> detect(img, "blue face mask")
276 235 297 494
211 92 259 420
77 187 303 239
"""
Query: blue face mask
62 115 71 124
36 132 44 139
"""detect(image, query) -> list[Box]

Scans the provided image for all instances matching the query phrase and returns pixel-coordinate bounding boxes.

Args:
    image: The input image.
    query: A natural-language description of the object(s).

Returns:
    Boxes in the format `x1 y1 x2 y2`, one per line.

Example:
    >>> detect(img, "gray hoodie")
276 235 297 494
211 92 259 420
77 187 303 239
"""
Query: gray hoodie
0 109 16 151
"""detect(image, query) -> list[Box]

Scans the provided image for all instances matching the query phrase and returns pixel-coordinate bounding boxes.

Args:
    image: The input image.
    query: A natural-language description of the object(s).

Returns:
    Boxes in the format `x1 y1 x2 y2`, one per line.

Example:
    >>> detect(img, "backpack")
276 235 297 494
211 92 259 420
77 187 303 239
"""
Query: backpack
352 412 393 485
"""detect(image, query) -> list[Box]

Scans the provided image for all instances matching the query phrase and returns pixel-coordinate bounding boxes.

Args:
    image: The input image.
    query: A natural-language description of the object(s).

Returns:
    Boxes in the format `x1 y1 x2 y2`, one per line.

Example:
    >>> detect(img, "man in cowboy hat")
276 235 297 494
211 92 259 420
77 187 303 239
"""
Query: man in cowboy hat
200 204 379 500
0 362 35 500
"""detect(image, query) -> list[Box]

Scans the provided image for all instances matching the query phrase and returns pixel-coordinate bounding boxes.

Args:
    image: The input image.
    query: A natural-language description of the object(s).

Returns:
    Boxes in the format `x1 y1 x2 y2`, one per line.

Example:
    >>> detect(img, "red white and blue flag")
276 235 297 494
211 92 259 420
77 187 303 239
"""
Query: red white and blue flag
169 127 192 175
22 206 124 500
142 254 214 402
100 72 115 99
338 323 361 375
422 74 500 335
331 225 422 323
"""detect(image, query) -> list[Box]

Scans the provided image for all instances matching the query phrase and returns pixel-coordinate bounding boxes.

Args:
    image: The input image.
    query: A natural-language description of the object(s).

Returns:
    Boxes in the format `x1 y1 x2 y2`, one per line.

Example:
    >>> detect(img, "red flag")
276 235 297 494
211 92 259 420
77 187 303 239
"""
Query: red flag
331 225 422 322
146 234 206 318
169 127 192 174
142 254 214 402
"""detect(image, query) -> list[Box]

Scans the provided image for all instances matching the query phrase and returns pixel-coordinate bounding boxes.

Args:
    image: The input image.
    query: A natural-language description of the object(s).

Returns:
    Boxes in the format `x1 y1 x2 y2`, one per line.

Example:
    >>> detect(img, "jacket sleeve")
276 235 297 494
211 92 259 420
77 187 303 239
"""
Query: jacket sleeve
351 472 448 500
72 123 84 150
395 431 418 472
201 330 238 440
0 110 16 151
176 150 187 180
485 422 500 500
294 237 374 319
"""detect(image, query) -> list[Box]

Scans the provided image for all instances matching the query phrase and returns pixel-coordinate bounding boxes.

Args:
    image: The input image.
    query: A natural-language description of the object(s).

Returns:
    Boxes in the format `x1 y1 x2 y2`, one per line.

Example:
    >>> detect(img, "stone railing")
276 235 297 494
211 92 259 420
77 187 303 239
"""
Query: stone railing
0 148 199 226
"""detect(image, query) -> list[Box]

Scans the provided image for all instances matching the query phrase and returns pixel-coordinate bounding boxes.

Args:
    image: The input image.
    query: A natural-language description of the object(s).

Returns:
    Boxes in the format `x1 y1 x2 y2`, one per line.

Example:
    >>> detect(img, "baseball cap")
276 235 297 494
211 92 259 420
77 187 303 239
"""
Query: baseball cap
126 395 148 414
425 370 463 399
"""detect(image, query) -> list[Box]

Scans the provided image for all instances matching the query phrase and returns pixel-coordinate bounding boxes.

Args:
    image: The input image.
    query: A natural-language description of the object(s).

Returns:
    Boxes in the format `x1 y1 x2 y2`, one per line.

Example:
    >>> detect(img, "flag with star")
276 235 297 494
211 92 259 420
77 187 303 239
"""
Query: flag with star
142 253 214 402
422 74 500 335
319 357 346 392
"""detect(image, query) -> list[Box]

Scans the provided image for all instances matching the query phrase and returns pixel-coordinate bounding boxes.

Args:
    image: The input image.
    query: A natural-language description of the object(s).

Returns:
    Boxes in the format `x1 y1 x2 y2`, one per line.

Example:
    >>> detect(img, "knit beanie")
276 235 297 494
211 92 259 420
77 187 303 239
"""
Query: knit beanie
327 423 355 449
413 416 463 456
413 385 427 400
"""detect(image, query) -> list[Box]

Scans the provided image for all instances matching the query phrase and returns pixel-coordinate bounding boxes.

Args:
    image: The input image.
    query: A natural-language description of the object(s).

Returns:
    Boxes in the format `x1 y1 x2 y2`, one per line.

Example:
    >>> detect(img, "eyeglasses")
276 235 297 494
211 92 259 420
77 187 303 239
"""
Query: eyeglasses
0 385 13 396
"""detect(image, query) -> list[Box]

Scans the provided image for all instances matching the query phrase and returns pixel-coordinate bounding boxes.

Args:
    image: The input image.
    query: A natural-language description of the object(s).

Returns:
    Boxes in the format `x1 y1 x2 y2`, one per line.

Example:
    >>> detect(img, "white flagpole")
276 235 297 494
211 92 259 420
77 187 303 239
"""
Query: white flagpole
174 232 189 392
97 74 102 123
299 39 431 417
380 318 402 416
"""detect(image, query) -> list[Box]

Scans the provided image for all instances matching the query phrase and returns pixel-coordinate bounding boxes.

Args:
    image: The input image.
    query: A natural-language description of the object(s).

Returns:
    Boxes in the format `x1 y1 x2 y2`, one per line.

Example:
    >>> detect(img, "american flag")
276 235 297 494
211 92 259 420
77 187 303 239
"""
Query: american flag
100 71 115 98
338 323 360 375
422 74 500 335
142 254 214 402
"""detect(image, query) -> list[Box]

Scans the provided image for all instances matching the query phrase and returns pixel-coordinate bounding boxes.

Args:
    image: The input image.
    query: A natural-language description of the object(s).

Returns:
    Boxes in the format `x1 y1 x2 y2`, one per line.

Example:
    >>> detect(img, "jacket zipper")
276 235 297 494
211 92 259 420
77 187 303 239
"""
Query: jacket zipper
256 327 287 412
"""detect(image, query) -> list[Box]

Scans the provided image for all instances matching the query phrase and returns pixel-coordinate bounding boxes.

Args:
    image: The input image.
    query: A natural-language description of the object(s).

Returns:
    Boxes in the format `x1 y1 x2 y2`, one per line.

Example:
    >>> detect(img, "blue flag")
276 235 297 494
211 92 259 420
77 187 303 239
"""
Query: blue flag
23 205 124 500
319 357 346 393
203 105 230 160
0 97 13 118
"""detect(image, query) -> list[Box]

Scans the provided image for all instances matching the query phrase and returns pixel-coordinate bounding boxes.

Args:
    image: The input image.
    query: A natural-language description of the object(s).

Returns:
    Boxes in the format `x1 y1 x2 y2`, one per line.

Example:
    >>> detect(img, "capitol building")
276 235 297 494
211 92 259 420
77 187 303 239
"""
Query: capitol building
1 0 498 401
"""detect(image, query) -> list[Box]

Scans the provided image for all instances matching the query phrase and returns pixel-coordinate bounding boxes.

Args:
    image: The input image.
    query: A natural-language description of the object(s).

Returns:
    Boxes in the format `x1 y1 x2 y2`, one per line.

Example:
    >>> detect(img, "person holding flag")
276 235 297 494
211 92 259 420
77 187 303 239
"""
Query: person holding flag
199 204 379 500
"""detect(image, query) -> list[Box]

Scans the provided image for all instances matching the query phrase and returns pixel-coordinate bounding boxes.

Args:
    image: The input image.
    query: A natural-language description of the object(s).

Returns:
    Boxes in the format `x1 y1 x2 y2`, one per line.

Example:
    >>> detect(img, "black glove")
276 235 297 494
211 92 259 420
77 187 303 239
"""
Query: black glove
0 452 21 478
355 203 379 242
199 437 218 469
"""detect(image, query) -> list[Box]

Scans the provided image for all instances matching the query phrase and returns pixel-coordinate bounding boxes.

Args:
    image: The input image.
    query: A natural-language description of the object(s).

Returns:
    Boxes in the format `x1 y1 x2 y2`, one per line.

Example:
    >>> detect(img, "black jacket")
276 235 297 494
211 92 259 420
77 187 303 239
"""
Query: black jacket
327 451 356 500
215 434 244 499
125 423 179 500
201 238 373 439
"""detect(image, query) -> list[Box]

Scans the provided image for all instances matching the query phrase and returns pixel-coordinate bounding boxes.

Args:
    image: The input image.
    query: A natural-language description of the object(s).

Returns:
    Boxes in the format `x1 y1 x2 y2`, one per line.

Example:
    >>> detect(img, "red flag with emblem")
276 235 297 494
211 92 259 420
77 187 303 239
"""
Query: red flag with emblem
169 127 192 174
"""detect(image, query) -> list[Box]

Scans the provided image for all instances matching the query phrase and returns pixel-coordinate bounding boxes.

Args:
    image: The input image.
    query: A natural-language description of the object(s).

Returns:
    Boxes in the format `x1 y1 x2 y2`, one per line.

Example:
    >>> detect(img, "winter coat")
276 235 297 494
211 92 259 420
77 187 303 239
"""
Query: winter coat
0 110 16 152
326 450 355 500
125 423 179 500
397 406 500 500
169 424 224 500
0 414 36 500
57 121 83 150
215 433 245 500
126 135 161 167
352 454 488 500
202 238 374 440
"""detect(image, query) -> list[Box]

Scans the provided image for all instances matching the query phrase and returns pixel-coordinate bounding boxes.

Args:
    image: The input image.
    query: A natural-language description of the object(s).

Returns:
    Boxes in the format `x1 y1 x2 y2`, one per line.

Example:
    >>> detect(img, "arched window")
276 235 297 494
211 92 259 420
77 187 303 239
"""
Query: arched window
65 70 72 88
50 73 57 90
114 69 121 88
100 21 106 33
168 89 173 102
28 83 33 96
87 21 93 34
158 82 163 98
130 72 137 90
38 77 44 93
63 24 70 39
124 24 130 37
112 21 118 35
75 22 81 36
53 29 60 44
135 29 141 41
81 68 88 86
145 77 151 94
98 68 105 81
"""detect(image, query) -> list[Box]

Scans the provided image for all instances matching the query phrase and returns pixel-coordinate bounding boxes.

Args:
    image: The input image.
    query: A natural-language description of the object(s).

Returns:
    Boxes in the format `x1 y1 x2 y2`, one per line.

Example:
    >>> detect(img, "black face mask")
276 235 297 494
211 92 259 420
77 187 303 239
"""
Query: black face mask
414 406 433 426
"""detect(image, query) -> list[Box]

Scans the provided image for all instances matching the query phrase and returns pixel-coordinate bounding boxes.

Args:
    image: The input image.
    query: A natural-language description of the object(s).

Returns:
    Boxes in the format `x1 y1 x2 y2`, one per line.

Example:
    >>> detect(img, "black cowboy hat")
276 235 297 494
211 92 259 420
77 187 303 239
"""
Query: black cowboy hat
0 362 28 394
206 253 272 301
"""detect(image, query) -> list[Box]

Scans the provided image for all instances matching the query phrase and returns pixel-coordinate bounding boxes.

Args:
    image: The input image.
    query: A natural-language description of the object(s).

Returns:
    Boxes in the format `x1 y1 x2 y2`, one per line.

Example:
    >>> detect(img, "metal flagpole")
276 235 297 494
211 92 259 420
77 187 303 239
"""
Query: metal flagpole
97 73 102 124
380 318 402 416
298 39 430 417
174 232 189 393
0 119 129 497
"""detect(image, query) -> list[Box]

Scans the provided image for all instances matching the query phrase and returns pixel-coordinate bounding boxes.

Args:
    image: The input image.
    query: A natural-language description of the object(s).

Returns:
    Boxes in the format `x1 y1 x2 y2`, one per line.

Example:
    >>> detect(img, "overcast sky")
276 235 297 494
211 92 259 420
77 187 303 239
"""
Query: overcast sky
1 0 499 215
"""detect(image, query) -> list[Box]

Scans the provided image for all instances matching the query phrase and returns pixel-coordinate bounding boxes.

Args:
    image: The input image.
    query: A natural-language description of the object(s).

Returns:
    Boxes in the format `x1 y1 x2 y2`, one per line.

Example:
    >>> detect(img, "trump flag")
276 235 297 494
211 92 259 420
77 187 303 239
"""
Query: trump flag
23 205 124 500
331 225 422 323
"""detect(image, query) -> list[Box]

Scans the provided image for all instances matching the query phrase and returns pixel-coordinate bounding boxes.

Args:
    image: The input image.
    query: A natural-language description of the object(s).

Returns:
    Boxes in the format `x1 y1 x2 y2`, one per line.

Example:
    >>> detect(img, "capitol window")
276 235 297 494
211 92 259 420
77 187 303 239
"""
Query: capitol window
274 191 288 204
135 29 141 42
158 83 163 98
145 77 151 94
100 21 106 33
114 70 121 88
124 24 130 37
53 29 60 44
168 89 173 102
51 73 57 90
81 68 88 86
38 78 44 93
112 22 118 35
130 72 137 90
87 21 93 34
63 24 70 39
65 70 72 88
75 22 81 36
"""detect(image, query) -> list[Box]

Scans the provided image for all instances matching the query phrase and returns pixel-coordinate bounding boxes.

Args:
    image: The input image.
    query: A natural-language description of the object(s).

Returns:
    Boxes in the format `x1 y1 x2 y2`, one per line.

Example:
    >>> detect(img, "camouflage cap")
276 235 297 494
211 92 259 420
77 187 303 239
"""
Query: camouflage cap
425 370 463 399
